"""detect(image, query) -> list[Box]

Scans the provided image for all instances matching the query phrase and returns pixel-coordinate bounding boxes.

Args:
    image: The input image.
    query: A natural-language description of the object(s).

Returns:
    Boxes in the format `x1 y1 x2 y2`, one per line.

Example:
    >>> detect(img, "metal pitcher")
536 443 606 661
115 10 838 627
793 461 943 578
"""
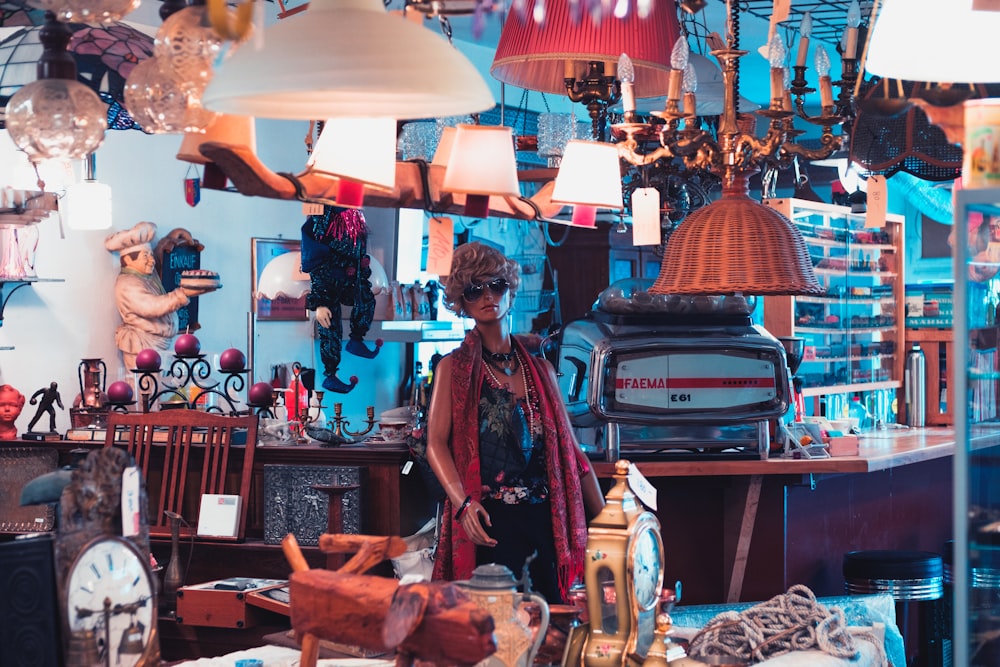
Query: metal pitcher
458 562 550 667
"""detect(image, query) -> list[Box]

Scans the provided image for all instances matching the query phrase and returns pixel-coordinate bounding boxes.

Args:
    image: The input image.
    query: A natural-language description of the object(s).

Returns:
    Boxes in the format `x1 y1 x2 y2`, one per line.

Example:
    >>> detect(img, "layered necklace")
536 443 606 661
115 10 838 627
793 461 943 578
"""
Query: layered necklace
483 346 518 376
482 347 541 439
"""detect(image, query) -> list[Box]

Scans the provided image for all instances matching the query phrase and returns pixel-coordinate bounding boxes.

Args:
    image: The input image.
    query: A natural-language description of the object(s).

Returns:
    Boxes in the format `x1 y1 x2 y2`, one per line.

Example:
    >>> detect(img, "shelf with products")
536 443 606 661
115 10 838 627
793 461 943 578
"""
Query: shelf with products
763 198 905 422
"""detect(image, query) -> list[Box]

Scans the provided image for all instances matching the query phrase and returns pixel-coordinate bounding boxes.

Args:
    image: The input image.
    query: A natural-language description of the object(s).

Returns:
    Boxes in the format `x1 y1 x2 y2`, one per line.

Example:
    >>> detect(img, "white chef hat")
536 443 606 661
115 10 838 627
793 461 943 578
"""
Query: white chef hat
105 221 157 255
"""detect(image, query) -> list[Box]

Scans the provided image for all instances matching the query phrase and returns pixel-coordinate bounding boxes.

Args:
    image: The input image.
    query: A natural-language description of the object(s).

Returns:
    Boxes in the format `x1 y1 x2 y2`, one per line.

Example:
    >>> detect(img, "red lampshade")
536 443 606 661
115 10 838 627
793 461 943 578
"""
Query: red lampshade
491 0 680 97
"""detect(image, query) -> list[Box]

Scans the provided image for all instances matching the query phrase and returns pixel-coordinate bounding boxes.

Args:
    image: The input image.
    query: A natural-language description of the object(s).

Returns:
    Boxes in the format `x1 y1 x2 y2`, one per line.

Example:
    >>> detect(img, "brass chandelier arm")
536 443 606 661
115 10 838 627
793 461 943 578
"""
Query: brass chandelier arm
780 131 844 163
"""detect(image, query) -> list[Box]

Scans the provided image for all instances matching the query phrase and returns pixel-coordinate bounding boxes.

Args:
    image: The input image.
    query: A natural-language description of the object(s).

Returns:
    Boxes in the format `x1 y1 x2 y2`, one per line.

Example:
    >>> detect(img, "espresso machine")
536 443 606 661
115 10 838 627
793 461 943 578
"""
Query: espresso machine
556 280 792 460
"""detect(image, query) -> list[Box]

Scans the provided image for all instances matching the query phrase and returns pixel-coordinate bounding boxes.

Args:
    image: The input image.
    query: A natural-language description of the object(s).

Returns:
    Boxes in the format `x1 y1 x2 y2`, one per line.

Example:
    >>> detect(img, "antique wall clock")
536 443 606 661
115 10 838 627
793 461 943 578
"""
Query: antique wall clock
65 535 157 667
582 459 664 667
55 447 158 667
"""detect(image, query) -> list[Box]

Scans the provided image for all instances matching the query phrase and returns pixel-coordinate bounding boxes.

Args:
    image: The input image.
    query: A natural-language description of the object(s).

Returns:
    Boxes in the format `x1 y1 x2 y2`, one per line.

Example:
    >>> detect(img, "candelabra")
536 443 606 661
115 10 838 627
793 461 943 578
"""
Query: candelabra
605 28 861 297
330 403 377 440
564 60 621 142
614 46 847 191
133 353 249 414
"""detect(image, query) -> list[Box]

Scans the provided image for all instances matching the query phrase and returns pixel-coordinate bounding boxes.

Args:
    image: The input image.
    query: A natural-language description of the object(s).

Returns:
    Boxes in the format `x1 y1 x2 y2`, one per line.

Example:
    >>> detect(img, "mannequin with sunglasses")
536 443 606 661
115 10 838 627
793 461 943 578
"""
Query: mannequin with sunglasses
426 242 604 603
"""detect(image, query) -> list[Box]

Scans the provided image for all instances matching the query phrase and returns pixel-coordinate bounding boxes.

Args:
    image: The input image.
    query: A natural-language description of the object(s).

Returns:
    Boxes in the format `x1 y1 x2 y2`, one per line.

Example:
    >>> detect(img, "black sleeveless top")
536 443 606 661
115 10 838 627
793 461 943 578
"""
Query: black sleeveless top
477 378 548 504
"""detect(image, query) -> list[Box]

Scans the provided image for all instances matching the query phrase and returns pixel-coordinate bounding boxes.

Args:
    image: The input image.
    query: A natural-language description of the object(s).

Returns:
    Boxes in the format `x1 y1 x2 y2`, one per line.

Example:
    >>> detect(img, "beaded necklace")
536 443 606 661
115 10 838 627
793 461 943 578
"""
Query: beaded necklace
483 347 517 375
482 348 539 438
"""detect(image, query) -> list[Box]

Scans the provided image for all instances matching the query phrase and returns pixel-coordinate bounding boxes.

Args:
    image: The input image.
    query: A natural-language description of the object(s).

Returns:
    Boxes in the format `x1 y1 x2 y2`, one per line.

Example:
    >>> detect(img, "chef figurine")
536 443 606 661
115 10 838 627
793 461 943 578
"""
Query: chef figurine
105 221 216 373
301 205 382 394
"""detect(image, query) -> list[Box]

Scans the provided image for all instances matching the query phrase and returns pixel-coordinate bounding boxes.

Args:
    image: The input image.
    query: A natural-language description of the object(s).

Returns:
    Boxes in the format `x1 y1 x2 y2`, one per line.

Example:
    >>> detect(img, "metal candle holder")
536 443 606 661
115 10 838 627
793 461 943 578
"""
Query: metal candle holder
330 403 376 439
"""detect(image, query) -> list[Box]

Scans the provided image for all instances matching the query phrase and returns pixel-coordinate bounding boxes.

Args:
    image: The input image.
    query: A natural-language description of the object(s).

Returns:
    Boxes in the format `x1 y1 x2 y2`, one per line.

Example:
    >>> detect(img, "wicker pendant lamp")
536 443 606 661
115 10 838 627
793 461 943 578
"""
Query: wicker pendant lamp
649 172 823 296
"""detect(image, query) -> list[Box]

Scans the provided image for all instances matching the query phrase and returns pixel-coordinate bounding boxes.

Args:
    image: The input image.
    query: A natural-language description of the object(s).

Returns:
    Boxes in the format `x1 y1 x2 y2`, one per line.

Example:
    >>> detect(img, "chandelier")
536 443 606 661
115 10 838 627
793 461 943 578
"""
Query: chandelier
511 0 866 296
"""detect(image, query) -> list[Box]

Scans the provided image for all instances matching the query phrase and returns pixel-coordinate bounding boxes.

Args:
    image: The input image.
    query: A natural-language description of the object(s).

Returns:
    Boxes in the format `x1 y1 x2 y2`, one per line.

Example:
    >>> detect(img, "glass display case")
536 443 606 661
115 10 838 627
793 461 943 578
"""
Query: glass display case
953 187 1000 667
763 198 905 425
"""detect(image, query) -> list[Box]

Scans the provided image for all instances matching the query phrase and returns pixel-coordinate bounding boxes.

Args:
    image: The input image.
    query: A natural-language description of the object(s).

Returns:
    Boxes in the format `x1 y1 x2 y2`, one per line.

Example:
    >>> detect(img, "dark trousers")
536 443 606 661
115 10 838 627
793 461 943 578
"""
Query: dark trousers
477 499 563 603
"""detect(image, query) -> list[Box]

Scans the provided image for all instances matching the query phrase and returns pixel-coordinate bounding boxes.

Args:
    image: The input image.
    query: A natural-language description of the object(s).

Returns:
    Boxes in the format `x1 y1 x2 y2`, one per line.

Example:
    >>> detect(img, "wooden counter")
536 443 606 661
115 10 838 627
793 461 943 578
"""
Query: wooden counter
589 426 998 607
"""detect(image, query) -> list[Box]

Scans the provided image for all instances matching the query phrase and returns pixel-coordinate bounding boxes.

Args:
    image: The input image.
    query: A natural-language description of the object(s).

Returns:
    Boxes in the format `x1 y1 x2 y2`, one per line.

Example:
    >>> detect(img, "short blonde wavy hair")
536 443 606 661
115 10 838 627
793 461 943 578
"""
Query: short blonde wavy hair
442 242 521 318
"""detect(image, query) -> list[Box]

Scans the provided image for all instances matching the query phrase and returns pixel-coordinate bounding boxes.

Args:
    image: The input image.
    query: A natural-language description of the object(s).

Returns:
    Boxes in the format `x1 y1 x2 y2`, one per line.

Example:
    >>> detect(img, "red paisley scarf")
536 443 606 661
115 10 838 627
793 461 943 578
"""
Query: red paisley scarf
431 329 588 599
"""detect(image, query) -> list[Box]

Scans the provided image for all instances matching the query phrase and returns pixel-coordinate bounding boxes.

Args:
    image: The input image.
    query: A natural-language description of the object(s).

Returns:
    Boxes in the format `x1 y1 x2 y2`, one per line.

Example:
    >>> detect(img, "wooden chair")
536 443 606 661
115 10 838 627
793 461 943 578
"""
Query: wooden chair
104 410 259 541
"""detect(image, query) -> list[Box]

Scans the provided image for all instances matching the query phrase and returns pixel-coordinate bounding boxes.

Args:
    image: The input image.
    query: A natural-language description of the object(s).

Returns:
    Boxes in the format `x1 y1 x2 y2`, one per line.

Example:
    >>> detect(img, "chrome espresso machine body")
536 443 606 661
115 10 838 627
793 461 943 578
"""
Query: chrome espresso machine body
557 285 791 460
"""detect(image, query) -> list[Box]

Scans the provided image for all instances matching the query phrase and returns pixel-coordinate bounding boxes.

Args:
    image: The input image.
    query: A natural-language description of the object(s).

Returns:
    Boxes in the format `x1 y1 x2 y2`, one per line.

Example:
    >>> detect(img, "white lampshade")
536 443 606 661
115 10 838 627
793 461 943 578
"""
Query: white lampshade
201 0 494 120
177 114 257 164
257 251 310 300
552 140 623 227
431 126 458 166
63 180 112 230
866 0 1000 83
305 117 397 208
442 124 520 218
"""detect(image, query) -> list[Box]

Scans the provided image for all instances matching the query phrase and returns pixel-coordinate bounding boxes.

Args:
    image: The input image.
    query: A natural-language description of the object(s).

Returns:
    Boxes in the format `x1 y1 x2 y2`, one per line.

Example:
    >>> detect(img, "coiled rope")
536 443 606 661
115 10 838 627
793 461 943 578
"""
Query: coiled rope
688 585 886 665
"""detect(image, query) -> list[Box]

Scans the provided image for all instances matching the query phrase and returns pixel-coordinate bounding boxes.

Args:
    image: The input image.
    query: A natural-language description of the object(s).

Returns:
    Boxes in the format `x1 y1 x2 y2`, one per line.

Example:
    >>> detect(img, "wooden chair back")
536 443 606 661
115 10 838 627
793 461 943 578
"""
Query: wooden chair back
104 410 259 541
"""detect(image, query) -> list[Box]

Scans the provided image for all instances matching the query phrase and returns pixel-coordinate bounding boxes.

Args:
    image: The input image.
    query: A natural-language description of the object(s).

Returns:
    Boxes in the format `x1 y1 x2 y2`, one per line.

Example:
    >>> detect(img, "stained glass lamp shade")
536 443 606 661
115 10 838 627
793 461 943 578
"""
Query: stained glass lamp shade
0 20 153 130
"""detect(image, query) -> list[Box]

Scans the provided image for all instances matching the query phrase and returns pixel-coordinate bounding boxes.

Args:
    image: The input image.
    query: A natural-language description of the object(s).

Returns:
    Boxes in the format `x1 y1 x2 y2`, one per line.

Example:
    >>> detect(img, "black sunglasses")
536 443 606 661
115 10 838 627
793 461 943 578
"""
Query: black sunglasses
463 278 509 302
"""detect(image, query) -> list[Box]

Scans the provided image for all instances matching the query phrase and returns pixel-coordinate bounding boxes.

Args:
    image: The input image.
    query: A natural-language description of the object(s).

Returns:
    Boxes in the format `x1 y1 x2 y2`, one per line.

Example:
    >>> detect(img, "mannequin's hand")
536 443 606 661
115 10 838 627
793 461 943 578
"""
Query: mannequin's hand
316 306 333 328
459 500 497 547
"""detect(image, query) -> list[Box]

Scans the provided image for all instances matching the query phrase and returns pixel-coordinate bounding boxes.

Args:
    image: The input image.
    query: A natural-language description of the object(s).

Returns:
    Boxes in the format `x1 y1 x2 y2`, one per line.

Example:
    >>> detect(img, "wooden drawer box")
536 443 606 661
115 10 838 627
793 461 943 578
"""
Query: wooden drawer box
176 577 285 628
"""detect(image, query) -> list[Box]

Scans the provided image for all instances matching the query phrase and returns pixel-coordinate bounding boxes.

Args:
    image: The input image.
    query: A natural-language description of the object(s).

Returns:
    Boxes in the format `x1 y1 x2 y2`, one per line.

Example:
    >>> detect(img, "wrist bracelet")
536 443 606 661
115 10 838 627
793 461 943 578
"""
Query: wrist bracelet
454 495 473 520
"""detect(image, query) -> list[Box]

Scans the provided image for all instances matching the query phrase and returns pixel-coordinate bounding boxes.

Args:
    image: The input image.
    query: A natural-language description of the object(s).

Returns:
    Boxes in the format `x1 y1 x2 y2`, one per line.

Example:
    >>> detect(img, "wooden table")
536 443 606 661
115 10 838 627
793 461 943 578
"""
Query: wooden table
591 427 980 605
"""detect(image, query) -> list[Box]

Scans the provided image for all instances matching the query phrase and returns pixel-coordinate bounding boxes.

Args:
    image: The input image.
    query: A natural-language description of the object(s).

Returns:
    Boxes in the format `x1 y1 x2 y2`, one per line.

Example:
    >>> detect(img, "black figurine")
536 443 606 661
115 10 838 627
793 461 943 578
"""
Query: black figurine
26 381 64 433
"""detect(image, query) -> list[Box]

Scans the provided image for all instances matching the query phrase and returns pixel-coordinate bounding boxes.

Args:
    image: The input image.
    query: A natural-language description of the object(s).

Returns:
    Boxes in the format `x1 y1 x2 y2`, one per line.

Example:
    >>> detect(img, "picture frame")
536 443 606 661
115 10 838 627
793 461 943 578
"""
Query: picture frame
251 237 309 321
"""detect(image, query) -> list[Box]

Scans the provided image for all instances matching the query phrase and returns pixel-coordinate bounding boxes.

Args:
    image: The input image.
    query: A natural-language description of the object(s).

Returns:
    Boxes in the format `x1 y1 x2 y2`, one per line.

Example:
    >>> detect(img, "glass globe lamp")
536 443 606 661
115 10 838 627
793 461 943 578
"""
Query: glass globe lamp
154 4 248 91
5 77 107 163
28 0 141 26
124 55 217 134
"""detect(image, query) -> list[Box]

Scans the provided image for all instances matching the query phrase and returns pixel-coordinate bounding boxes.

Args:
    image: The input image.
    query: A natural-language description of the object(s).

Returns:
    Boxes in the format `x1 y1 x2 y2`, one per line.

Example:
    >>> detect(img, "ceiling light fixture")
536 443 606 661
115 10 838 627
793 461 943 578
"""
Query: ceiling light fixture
201 0 494 121
63 152 112 230
490 0 679 139
5 12 107 164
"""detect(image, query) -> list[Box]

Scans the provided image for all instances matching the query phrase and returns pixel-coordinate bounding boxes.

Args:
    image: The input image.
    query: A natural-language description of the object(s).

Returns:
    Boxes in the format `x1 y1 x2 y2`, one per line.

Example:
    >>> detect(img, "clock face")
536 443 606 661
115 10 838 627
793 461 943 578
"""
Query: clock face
629 520 663 612
65 537 155 667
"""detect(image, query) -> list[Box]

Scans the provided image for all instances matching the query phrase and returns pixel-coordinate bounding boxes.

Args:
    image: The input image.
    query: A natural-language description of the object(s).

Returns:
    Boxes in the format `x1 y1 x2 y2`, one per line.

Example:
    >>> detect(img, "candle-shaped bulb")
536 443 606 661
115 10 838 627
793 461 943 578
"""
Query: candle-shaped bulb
815 46 833 109
768 33 786 101
667 37 689 102
767 32 786 68
795 11 812 68
815 46 831 78
683 62 697 94
670 37 690 70
618 52 636 115
682 62 697 117
844 0 861 59
618 52 635 84
847 0 861 28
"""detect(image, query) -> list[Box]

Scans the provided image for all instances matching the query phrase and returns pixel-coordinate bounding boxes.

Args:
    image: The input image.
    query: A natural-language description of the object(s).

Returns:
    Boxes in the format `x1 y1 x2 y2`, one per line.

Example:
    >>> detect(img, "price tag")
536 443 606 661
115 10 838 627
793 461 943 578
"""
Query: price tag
802 345 817 362
627 464 657 512
121 466 141 537
302 202 324 216
865 175 888 228
402 460 414 475
427 217 454 276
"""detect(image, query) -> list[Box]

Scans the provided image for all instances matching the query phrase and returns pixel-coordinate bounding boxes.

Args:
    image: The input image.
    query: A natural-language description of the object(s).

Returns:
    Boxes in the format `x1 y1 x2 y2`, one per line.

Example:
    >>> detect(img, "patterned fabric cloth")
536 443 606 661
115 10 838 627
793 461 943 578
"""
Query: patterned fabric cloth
432 329 588 600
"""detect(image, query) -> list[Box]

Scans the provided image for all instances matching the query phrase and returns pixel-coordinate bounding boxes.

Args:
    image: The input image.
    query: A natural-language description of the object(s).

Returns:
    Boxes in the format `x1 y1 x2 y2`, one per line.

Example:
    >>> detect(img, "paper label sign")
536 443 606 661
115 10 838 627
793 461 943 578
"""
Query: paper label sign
121 466 141 537
865 175 887 228
427 217 454 276
627 464 657 511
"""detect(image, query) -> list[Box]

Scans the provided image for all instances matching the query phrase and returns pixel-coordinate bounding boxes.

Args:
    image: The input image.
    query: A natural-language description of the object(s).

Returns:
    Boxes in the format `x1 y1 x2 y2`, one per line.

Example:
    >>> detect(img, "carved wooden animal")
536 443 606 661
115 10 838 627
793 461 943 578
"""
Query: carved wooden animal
283 534 496 667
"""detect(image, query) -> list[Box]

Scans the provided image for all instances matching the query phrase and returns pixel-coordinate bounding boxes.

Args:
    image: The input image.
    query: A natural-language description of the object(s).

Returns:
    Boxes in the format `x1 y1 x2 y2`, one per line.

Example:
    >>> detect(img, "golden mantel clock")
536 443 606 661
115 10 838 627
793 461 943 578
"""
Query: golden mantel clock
582 459 664 667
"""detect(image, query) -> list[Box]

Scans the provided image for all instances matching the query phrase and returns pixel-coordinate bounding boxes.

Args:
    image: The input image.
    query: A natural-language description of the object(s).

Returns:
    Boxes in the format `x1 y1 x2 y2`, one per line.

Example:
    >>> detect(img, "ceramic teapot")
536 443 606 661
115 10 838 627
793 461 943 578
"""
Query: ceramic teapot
458 563 550 667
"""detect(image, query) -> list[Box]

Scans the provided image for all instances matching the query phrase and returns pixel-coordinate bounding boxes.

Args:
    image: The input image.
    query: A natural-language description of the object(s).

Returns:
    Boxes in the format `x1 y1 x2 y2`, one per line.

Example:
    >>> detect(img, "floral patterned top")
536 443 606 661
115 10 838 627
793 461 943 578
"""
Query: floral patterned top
477 378 549 504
